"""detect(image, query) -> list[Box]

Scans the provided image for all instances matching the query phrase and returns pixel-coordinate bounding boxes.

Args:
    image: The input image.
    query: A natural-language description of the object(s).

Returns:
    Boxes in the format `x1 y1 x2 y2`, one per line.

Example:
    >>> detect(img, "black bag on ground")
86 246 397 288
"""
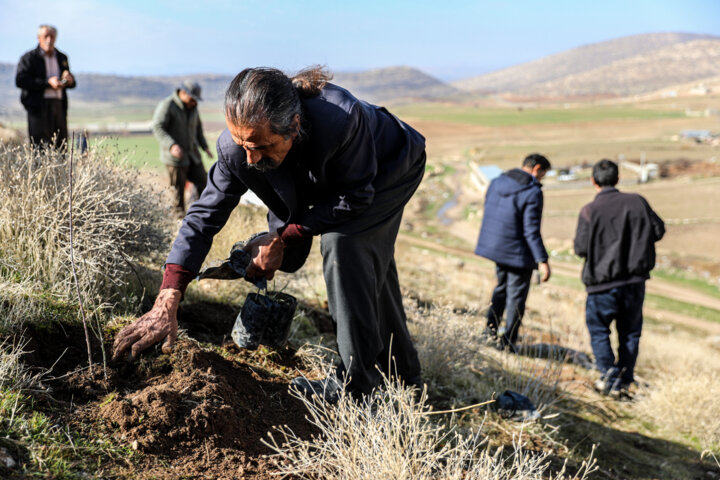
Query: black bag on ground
493 390 540 421
232 292 298 349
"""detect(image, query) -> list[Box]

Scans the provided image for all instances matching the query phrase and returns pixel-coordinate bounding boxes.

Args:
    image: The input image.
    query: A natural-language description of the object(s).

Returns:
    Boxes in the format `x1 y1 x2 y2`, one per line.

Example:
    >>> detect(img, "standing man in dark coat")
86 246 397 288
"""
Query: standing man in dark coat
474 154 552 352
112 67 426 400
152 81 214 217
15 25 76 147
574 159 664 399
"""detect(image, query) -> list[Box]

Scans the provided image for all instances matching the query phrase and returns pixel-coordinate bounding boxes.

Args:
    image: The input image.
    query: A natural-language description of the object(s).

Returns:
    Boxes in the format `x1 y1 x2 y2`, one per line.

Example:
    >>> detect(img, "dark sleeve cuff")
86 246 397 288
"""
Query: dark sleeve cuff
278 223 312 247
160 263 196 295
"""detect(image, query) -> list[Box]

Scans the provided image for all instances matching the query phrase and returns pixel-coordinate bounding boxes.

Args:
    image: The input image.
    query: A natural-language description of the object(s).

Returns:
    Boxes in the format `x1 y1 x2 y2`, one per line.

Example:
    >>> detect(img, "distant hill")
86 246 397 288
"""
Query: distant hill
333 66 459 102
0 64 455 116
453 32 720 98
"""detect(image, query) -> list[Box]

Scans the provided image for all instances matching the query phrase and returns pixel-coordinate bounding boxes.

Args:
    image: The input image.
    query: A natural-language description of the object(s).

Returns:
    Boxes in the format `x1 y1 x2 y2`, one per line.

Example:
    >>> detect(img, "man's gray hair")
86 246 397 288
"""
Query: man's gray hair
37 25 57 36
224 66 331 139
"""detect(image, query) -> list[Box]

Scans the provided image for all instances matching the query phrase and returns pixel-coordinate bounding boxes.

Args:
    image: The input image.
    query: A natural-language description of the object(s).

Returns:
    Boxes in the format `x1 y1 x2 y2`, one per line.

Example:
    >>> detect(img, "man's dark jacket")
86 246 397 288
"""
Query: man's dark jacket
474 169 547 269
16 47 75 114
574 187 665 293
167 83 426 273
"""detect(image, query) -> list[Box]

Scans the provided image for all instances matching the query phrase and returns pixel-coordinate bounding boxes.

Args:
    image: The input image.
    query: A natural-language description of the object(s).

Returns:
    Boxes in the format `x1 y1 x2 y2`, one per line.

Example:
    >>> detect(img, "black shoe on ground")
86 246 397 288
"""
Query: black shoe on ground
290 375 342 404
609 383 634 401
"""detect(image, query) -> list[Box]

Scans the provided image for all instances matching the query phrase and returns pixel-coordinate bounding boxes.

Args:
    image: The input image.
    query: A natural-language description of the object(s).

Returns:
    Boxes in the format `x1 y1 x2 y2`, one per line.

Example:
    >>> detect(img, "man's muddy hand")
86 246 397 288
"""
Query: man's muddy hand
244 232 285 281
112 288 182 362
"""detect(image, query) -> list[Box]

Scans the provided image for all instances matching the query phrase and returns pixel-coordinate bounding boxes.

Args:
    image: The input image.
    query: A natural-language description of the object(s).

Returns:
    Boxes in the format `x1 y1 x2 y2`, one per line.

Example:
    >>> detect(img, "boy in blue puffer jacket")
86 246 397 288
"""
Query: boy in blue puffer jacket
475 154 552 351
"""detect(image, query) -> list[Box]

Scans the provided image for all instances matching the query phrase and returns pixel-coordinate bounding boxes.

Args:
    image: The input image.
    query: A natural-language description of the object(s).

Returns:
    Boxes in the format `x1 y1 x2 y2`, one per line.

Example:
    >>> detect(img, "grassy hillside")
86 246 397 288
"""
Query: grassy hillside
1 90 720 478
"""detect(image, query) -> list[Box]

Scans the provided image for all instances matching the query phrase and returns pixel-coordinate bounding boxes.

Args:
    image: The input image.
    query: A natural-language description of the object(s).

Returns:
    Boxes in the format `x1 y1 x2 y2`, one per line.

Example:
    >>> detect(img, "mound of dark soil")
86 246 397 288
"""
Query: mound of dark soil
20 321 316 479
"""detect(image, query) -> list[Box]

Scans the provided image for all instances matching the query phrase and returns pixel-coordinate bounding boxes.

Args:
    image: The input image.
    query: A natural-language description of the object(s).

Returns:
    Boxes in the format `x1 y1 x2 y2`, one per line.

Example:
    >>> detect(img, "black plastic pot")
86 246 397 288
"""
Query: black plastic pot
231 291 298 349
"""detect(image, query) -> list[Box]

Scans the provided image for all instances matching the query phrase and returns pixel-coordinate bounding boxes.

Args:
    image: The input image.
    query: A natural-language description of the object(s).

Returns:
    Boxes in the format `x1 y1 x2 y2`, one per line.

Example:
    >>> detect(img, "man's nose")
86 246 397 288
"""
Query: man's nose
245 148 262 164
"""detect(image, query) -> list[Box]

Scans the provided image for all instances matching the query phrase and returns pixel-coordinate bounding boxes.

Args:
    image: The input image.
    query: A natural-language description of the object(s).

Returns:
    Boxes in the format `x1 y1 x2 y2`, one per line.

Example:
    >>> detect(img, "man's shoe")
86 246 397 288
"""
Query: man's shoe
290 375 342 404
593 377 610 395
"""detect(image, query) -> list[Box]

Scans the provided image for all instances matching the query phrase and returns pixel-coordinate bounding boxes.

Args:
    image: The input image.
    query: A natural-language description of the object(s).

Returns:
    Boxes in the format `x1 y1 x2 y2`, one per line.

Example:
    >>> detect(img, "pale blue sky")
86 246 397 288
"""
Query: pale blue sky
1 0 719 81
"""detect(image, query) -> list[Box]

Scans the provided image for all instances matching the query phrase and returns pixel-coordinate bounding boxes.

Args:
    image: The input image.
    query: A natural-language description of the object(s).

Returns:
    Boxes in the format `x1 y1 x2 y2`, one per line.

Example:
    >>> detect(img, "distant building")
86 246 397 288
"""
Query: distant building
681 130 714 143
689 84 711 96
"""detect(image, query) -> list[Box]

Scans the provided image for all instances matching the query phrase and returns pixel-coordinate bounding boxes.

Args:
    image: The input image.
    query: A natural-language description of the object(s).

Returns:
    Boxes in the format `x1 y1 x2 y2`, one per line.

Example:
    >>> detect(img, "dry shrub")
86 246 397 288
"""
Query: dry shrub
0 142 171 326
0 337 43 393
406 300 566 412
406 301 490 401
634 356 720 452
267 376 596 479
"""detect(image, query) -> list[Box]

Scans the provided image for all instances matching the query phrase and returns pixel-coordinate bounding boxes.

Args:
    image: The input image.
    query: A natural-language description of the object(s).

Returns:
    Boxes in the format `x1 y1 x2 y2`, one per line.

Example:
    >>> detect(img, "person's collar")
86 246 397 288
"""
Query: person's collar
38 46 56 57
597 186 619 195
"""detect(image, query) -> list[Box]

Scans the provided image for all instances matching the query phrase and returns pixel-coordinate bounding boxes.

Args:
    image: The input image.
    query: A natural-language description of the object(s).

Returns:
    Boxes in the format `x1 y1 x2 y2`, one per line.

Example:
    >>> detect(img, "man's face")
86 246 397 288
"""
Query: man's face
178 90 197 109
531 164 547 181
37 28 56 54
226 115 298 172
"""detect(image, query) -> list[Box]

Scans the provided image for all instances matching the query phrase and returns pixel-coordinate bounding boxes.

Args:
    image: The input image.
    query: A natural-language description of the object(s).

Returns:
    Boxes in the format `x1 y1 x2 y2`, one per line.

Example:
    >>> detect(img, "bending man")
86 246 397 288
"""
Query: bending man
113 67 426 399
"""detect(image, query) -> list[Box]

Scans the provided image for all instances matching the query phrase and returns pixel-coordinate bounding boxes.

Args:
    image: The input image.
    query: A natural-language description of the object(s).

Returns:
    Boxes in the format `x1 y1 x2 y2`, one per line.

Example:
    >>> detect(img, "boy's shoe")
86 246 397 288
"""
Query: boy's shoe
609 383 634 401
481 327 499 345
290 375 343 404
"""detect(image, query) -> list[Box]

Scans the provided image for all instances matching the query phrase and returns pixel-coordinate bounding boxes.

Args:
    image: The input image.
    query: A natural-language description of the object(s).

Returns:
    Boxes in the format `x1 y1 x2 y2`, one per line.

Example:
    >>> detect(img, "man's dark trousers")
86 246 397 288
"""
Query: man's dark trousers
167 162 207 216
28 98 67 147
487 264 533 349
585 282 645 387
321 205 421 396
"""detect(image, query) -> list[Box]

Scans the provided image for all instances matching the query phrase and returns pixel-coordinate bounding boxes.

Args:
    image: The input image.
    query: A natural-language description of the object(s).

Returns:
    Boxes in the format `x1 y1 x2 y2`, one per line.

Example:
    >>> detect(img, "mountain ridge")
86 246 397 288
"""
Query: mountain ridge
2 31 720 116
453 32 720 96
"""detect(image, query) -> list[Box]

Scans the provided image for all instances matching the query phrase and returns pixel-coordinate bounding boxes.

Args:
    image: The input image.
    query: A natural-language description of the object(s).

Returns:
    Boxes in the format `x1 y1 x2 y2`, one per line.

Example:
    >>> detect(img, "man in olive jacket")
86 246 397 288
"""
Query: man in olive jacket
574 159 664 398
152 81 214 217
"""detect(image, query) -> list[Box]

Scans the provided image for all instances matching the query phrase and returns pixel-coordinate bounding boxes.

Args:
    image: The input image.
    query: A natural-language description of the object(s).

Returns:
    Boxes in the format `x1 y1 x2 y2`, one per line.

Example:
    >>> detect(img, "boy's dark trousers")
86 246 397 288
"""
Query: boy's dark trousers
585 281 645 386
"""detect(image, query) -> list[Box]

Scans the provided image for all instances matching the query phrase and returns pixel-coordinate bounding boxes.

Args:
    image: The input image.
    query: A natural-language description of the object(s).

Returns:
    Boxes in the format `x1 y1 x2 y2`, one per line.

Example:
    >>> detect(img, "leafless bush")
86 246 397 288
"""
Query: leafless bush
266 375 596 479
634 359 720 452
406 301 492 401
0 337 44 393
0 142 171 327
407 300 565 412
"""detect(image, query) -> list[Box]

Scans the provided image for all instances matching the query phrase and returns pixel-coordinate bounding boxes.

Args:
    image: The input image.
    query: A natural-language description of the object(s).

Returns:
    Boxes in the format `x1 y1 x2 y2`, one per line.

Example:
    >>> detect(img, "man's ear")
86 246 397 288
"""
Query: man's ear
291 114 301 137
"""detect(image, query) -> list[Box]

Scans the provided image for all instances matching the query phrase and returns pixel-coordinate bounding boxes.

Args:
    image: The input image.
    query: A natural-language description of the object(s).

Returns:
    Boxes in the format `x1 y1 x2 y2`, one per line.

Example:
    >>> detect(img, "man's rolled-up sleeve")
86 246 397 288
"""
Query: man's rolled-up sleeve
297 104 377 234
166 150 247 273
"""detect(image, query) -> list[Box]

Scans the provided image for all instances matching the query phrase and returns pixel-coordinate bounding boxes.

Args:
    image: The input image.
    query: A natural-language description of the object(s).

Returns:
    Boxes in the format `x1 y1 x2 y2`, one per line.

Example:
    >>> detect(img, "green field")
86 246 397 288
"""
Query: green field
393 103 685 126
91 132 221 170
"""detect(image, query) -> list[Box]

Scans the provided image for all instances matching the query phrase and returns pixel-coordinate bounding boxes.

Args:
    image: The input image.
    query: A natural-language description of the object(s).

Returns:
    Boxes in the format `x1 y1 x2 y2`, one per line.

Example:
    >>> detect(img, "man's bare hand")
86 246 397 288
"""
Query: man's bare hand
112 289 182 362
539 261 551 282
204 147 214 159
61 70 74 87
244 232 285 281
170 144 183 159
48 76 62 89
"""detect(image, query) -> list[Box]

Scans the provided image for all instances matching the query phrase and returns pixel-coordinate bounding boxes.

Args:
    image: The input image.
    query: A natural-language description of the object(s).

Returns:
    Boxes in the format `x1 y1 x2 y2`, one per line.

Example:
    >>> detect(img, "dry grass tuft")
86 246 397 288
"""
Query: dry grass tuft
634 357 720 452
266 375 596 479
0 142 171 328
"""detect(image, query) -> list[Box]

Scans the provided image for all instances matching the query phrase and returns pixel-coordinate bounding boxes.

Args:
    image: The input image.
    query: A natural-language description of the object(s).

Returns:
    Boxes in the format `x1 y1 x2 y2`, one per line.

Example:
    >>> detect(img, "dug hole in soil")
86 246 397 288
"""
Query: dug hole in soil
20 305 319 480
